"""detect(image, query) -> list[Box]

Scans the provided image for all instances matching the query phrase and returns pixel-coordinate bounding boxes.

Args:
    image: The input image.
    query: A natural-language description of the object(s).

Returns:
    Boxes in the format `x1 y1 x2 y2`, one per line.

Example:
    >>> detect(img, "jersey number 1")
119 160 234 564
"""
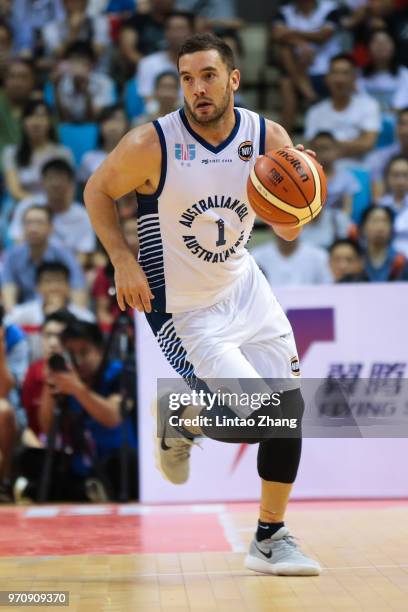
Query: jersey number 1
216 219 226 247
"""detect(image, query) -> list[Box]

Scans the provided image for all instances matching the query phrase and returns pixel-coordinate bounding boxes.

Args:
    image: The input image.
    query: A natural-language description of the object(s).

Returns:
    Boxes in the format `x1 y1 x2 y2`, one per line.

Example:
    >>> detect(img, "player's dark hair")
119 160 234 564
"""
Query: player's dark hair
41 157 75 179
329 53 356 70
23 204 52 223
36 261 70 283
329 238 363 257
61 320 104 348
360 204 394 229
177 33 235 73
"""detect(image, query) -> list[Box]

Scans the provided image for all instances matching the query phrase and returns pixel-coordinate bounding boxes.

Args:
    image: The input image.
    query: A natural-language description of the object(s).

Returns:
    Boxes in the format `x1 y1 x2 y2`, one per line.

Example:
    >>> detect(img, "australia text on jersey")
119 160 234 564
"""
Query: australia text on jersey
179 194 249 228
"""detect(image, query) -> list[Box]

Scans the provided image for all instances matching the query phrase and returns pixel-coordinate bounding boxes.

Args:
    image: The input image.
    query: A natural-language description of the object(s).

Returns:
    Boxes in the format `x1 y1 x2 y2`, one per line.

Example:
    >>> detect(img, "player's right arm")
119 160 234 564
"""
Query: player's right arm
84 123 161 313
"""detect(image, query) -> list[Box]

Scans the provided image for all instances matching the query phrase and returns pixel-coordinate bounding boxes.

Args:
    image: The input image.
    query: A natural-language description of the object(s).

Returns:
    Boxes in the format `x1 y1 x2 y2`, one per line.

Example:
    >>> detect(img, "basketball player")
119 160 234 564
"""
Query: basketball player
84 33 321 576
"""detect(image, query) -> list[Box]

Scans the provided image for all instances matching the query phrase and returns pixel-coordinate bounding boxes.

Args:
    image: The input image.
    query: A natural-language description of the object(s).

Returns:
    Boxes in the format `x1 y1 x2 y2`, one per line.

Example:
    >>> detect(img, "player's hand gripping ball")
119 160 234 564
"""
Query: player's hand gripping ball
247 147 327 227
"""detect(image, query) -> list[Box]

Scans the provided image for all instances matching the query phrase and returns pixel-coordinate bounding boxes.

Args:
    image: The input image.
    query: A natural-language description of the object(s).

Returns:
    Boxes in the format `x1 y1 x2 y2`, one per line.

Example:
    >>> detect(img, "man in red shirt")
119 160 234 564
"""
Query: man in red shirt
22 309 77 438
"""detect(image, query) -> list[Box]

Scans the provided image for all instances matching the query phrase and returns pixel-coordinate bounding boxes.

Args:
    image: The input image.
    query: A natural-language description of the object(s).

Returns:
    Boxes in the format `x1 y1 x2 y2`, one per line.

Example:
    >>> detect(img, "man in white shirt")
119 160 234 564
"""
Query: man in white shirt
136 11 195 101
6 261 94 361
10 158 96 256
251 234 332 287
304 53 381 161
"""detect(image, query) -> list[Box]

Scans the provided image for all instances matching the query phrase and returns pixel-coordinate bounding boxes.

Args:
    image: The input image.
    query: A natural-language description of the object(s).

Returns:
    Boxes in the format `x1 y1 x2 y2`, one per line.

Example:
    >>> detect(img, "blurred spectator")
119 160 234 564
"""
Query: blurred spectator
54 42 116 122
2 99 73 202
6 261 94 360
251 234 332 286
78 105 128 184
41 0 110 60
2 205 87 311
176 0 241 30
20 320 138 502
21 309 76 441
0 60 36 167
117 191 138 219
136 11 194 101
309 131 360 214
271 0 343 132
10 0 65 57
0 20 13 84
350 0 408 68
9 158 96 257
119 0 175 73
93 216 138 328
0 318 29 502
357 29 408 112
377 156 408 213
329 237 365 282
359 204 407 281
134 70 179 125
304 54 381 161
366 107 408 195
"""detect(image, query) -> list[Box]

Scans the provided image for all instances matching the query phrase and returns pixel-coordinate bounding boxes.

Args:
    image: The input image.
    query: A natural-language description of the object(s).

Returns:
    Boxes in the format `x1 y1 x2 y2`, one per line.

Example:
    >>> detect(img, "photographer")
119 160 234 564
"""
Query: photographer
33 320 138 501
0 308 30 502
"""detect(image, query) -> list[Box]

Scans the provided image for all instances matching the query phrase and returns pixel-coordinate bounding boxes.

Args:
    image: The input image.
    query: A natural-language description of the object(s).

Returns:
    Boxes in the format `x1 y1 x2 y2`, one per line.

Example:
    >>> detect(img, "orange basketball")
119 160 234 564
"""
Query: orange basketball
247 147 327 227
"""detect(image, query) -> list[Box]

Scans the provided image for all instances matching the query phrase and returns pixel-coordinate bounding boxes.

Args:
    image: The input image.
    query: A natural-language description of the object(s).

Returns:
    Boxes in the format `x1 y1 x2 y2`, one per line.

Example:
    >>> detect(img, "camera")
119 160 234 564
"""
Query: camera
48 353 69 373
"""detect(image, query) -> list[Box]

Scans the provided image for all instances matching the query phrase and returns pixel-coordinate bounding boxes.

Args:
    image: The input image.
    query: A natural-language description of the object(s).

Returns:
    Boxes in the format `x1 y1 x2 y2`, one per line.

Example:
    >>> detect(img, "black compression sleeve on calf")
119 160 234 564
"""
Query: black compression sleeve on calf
257 437 302 483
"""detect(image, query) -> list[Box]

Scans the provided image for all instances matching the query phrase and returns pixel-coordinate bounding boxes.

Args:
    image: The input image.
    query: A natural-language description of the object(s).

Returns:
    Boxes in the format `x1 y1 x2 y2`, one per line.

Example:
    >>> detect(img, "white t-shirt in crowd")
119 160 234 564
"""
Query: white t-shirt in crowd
10 195 96 254
78 149 107 183
251 240 332 287
357 67 408 112
57 72 116 122
326 165 361 209
304 93 381 145
377 192 408 214
42 14 109 55
276 0 341 76
136 51 178 99
365 142 401 182
299 208 351 250
2 143 73 195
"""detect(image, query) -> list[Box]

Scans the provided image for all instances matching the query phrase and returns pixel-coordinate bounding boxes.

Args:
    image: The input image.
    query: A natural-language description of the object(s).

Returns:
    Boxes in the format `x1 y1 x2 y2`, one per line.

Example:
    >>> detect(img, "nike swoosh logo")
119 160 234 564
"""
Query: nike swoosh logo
255 543 272 559
161 421 172 451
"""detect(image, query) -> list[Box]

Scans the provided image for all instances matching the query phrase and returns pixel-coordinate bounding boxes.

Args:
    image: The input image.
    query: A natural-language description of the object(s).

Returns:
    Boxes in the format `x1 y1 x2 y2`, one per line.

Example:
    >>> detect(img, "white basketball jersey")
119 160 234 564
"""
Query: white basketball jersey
137 107 265 313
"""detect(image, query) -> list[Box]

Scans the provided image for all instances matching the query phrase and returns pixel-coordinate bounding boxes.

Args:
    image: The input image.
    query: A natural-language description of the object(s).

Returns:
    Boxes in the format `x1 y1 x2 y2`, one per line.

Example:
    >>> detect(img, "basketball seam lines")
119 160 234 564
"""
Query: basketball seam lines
264 153 316 208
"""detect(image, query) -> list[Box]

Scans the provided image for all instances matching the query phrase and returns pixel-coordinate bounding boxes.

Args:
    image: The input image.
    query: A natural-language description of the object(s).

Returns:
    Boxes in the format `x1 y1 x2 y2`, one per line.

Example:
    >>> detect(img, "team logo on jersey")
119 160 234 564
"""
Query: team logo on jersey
238 140 253 161
291 357 300 376
175 143 196 161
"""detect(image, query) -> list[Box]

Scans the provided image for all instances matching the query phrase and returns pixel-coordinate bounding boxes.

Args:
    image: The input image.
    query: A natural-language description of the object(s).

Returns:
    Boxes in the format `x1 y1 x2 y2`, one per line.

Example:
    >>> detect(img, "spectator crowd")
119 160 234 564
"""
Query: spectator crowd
0 0 407 504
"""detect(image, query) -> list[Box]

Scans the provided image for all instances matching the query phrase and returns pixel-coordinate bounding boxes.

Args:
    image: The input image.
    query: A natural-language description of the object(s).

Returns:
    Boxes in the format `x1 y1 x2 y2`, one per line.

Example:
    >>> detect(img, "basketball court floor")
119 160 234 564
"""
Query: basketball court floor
1 499 408 611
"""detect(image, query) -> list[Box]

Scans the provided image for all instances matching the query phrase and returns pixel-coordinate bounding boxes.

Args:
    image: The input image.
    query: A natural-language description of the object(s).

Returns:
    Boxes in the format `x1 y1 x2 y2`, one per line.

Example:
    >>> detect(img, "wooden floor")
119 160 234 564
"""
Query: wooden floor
1 500 408 611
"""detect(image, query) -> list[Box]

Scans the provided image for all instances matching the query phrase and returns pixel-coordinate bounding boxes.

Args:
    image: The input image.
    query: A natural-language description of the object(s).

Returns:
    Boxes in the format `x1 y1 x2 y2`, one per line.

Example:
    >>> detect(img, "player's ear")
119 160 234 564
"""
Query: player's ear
230 68 240 92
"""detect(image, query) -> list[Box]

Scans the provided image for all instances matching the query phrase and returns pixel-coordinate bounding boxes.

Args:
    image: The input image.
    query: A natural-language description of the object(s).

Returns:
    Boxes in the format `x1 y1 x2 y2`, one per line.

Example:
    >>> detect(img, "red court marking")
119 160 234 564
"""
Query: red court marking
0 509 229 557
1 500 407 558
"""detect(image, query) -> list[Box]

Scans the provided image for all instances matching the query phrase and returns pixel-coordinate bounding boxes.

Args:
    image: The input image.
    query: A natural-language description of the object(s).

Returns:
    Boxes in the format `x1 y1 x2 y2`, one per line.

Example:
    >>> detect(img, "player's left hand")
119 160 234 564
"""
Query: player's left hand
290 143 316 158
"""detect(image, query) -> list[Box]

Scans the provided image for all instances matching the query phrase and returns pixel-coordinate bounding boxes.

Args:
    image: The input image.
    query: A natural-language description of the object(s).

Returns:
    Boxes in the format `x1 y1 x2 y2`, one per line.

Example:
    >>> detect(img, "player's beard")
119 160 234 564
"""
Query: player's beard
184 85 232 127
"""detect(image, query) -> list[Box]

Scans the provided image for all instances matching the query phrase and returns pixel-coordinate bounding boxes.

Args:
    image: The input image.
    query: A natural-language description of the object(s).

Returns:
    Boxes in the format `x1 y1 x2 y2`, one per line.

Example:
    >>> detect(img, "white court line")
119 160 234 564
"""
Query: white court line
217 509 247 553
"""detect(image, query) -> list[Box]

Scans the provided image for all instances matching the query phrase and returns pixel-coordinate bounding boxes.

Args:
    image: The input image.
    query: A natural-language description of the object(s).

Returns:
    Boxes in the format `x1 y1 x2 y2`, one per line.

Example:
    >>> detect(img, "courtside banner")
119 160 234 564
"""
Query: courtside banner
136 283 408 502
